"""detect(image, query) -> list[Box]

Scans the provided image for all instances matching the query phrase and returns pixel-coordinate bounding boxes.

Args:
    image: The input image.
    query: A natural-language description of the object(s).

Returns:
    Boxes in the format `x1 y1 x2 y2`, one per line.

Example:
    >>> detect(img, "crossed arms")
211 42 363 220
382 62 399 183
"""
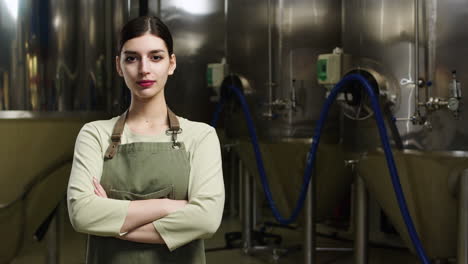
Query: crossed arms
67 122 225 250
92 176 187 244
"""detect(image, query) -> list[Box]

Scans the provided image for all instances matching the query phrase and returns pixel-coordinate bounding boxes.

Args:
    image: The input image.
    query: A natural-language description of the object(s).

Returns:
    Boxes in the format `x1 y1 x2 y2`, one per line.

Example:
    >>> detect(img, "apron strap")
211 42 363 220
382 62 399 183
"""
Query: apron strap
166 108 183 149
104 111 127 159
167 108 180 131
104 107 182 159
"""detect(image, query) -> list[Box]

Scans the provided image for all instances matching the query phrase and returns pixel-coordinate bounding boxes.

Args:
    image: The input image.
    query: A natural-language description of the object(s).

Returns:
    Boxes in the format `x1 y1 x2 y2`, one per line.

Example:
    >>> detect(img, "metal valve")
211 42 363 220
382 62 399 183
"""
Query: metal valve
450 71 462 99
447 71 461 117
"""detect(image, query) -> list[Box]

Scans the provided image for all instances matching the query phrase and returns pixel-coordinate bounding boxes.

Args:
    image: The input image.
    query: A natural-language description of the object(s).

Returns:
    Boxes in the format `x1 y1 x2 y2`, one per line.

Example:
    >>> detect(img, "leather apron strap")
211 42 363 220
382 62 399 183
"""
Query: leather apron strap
166 108 183 149
104 108 181 159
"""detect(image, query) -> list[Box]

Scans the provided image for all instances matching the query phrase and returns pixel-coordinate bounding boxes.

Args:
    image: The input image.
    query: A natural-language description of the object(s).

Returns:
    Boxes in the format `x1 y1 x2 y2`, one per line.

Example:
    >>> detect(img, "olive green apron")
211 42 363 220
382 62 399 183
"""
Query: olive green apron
86 109 205 264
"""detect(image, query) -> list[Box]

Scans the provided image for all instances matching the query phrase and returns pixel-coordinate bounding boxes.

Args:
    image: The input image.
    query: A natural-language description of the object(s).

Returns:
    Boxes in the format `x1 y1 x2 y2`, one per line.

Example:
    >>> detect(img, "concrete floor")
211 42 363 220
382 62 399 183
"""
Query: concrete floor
9 210 421 264
205 216 419 264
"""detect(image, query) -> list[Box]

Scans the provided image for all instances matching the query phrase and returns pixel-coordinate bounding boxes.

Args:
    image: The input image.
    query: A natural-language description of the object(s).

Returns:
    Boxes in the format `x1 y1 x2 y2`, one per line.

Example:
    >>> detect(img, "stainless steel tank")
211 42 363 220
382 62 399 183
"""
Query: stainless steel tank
222 0 351 238
0 0 135 112
342 0 468 260
226 0 342 140
342 0 468 151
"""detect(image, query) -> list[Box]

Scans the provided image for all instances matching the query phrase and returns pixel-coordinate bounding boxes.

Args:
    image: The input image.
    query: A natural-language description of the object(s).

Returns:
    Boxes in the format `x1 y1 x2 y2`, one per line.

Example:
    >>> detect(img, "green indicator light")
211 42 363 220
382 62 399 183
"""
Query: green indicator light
317 59 327 81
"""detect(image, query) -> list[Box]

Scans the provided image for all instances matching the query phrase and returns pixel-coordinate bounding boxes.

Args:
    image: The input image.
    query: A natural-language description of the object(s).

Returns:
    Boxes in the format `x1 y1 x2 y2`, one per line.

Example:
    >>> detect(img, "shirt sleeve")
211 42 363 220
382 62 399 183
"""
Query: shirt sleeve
67 123 130 236
153 127 225 251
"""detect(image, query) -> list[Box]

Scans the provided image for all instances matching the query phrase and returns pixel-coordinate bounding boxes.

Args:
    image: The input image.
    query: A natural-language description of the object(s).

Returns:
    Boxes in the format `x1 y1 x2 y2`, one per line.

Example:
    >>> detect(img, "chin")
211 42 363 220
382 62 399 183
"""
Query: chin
133 89 162 101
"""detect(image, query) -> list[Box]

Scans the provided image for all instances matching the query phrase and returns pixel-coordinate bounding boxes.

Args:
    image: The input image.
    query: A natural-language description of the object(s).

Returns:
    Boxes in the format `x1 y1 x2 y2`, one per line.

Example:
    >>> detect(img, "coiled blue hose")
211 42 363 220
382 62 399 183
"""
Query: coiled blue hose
211 74 430 264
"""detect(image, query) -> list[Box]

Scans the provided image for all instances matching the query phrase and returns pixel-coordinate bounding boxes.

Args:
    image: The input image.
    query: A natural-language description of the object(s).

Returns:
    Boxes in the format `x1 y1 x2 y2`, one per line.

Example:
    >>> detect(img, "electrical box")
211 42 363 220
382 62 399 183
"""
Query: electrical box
317 48 350 89
207 59 228 101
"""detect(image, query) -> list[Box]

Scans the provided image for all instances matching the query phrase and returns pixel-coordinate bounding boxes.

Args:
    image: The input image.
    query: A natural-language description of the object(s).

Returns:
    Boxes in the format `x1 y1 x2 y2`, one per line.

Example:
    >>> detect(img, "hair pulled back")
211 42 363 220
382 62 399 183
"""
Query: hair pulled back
118 16 173 55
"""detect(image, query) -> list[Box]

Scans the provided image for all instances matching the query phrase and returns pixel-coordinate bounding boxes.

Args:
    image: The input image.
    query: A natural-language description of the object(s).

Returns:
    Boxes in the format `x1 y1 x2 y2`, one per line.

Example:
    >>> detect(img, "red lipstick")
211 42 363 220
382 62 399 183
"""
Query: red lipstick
137 80 156 87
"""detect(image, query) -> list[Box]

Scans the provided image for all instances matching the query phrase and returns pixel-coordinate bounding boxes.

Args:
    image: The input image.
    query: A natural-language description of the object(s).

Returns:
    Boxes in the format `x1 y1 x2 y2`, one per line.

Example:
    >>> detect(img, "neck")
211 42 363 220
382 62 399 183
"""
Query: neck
127 95 168 126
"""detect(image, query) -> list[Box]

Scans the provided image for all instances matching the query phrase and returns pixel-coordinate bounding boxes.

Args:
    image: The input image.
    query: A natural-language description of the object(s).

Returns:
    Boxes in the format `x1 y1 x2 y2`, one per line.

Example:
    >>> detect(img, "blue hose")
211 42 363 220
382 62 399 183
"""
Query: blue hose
211 74 430 264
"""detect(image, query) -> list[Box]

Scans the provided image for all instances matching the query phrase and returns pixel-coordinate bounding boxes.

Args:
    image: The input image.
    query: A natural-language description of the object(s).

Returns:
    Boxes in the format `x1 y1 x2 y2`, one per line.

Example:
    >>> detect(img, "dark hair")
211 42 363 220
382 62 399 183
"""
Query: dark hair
118 16 173 55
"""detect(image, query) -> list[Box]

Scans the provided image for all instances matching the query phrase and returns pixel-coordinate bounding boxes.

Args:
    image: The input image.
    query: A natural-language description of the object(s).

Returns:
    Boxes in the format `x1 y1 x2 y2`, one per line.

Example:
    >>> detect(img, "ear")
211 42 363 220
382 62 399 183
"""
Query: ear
168 54 177 75
116 56 123 77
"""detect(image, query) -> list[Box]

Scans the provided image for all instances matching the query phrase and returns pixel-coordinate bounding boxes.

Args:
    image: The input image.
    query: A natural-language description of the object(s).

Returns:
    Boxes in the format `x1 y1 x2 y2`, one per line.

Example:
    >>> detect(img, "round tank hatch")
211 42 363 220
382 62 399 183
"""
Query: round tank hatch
340 67 399 120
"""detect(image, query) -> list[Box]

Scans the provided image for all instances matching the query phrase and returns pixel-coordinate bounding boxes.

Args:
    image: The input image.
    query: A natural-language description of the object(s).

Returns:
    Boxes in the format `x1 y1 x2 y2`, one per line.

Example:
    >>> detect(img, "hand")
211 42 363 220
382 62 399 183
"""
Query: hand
93 177 108 198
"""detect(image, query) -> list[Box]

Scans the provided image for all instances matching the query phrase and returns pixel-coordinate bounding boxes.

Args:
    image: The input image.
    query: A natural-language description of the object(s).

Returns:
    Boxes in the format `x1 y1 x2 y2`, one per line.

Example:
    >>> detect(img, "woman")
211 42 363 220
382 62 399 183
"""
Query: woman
67 16 225 264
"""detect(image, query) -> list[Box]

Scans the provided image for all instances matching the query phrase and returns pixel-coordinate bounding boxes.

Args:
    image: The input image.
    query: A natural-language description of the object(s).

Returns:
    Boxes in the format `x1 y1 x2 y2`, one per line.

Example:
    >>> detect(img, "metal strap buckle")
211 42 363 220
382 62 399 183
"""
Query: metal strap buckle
165 128 183 149
165 128 183 135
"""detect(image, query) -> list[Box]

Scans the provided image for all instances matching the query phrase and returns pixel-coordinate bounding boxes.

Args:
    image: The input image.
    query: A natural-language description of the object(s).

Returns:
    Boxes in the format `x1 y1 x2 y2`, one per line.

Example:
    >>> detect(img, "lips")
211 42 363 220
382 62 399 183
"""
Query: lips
137 80 156 88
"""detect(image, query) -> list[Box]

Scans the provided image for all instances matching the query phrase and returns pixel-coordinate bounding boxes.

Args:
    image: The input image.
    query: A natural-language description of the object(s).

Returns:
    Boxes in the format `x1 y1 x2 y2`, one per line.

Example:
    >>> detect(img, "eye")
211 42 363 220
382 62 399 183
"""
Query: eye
124 56 137 63
151 55 163 61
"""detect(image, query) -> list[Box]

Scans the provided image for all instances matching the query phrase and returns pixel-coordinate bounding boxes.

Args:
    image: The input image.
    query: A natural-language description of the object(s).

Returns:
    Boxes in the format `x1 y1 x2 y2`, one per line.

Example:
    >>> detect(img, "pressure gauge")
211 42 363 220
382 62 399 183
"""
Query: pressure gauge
448 97 459 111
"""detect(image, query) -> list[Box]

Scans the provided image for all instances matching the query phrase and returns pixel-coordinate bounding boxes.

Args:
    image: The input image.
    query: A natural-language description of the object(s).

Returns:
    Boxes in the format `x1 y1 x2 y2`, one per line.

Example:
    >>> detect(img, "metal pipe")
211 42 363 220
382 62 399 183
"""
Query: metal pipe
305 171 316 264
424 0 437 101
242 168 252 253
224 0 228 61
266 0 273 118
104 0 113 112
277 0 284 101
354 174 369 264
457 169 468 264
414 0 420 114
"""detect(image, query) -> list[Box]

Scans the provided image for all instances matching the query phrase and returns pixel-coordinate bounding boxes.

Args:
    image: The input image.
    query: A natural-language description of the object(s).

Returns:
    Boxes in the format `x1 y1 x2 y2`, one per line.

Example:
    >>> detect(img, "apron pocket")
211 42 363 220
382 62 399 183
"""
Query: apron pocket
109 185 174 200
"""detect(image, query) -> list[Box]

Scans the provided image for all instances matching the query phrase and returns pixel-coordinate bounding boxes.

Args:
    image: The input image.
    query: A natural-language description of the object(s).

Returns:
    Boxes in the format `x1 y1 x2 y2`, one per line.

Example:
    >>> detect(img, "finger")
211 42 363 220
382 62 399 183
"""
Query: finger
93 181 104 197
92 177 108 198
95 187 106 198
93 180 101 193
95 184 104 195
96 183 108 198
96 182 105 193
94 189 102 197
93 178 103 190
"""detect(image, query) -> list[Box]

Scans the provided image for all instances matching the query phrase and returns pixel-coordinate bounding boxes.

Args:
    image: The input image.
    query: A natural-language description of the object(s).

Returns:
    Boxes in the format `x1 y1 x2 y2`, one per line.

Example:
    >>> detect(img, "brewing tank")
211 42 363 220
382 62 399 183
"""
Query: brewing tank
342 0 468 151
226 0 342 141
0 0 136 113
342 0 468 259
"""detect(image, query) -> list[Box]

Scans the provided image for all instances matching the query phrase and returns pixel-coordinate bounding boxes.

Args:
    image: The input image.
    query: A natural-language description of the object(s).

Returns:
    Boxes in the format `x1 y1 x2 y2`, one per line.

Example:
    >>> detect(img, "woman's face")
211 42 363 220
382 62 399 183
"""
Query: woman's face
116 33 176 101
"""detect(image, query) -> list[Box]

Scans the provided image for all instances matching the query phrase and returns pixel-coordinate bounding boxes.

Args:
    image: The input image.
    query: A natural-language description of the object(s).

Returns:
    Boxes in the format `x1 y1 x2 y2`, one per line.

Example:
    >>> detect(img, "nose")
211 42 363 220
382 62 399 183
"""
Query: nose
139 57 150 75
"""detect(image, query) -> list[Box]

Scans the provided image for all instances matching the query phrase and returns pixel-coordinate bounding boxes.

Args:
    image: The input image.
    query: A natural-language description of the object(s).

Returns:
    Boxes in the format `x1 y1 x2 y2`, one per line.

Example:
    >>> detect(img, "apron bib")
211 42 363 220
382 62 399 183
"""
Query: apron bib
86 109 205 264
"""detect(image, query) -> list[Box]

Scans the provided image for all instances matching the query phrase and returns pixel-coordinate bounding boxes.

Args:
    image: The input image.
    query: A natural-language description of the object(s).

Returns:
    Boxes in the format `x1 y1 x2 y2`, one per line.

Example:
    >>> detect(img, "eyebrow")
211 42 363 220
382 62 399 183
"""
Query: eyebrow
123 49 166 55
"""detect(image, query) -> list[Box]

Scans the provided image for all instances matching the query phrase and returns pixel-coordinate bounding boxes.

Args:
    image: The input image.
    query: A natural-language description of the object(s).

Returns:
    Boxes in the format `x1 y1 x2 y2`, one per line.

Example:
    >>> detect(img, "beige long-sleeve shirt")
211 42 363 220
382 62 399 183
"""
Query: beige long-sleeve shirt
67 115 225 251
